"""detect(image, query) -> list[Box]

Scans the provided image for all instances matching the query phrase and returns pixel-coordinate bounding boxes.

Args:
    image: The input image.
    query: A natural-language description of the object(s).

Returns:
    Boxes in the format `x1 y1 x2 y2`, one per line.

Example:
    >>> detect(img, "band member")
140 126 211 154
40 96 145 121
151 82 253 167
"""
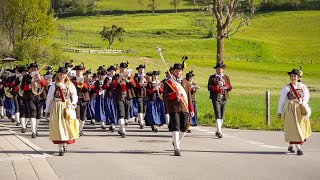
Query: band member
44 66 54 91
0 74 5 119
208 62 232 138
12 66 21 126
162 68 173 126
163 63 194 156
21 63 47 138
45 67 79 156
277 69 312 155
87 73 97 125
92 68 108 129
186 71 200 133
146 71 166 132
103 65 118 132
134 64 147 129
113 62 136 138
14 66 29 133
73 65 90 136
3 69 16 123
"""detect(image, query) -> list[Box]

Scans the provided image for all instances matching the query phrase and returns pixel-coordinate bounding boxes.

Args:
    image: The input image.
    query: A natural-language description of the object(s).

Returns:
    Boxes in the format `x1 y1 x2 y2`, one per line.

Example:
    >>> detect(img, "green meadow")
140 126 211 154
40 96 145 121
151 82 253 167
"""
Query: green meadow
54 10 320 131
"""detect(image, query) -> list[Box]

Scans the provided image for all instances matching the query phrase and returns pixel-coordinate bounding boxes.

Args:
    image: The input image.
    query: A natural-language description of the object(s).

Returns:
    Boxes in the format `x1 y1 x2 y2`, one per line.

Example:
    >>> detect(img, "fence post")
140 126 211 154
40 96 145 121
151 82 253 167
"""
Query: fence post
266 91 270 125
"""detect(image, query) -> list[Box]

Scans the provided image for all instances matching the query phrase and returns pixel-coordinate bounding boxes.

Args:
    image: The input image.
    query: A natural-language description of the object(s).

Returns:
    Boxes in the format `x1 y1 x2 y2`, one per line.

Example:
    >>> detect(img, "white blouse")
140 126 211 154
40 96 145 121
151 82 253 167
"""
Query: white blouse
277 82 311 117
44 82 78 113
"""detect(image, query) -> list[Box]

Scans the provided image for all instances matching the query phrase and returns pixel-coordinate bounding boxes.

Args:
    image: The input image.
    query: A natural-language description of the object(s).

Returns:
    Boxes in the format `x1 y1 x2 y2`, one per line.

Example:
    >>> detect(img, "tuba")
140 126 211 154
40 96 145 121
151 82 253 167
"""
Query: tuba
30 65 46 96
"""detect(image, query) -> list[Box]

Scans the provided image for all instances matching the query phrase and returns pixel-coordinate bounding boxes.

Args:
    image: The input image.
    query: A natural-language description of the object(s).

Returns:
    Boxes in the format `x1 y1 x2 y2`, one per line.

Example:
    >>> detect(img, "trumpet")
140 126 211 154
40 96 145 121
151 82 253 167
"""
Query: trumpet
191 82 200 91
121 68 133 81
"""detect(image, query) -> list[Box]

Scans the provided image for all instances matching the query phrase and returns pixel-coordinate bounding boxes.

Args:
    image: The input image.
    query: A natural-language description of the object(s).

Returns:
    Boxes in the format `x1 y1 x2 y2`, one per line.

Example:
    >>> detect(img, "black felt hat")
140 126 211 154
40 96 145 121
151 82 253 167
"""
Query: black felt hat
18 66 28 73
152 71 160 76
146 72 153 76
173 63 183 70
107 65 117 71
85 70 91 74
28 63 38 69
97 65 106 71
136 64 146 70
186 70 195 79
74 65 84 71
64 62 73 68
98 70 107 75
56 67 68 74
214 62 226 69
287 69 301 77
92 73 97 78
120 62 128 68
46 66 53 70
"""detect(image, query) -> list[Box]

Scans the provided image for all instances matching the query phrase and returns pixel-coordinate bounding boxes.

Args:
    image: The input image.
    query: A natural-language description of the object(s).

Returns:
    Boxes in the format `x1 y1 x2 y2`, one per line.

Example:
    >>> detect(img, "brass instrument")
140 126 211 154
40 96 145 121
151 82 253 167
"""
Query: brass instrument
122 68 133 81
152 80 162 97
76 76 85 89
31 65 46 96
4 87 13 98
191 82 200 91
18 76 24 97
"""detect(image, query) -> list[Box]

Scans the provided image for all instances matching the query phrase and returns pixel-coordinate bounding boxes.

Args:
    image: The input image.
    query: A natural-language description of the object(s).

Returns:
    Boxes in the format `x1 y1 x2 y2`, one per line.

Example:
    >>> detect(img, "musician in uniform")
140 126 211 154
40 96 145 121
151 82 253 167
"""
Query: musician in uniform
93 68 108 129
14 66 30 133
113 62 136 138
186 70 200 133
145 71 166 132
163 63 194 156
207 62 232 138
73 65 90 136
21 63 47 138
87 73 97 125
134 64 147 129
103 65 118 132
162 69 173 126
0 74 5 119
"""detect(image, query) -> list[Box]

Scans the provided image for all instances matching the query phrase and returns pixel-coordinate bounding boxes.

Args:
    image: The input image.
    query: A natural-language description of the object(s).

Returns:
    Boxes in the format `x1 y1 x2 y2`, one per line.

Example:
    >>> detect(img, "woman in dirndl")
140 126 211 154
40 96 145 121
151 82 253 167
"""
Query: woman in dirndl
45 67 79 156
145 71 166 132
277 69 312 156
93 69 107 129
185 70 199 133
87 73 97 125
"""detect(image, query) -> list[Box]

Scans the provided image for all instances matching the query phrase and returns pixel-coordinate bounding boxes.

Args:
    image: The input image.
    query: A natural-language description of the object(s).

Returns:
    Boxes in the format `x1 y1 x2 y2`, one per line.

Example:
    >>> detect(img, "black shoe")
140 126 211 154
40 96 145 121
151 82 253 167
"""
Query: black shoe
125 121 128 126
154 128 159 133
174 149 181 156
79 131 83 136
288 146 295 153
21 128 26 133
297 150 303 156
91 120 95 126
58 152 64 156
31 133 37 138
140 124 144 129
110 126 115 132
11 118 15 123
118 130 126 138
151 126 155 131
16 122 21 126
101 125 106 130
215 132 222 138
186 128 191 133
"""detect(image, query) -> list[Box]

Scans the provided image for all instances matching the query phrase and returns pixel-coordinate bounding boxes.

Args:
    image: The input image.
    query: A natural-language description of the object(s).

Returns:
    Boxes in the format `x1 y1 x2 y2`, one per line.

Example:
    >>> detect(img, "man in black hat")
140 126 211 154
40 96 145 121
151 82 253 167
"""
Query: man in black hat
208 62 232 138
134 64 147 129
20 62 47 138
163 63 194 156
113 62 136 137
73 65 90 136
14 66 30 132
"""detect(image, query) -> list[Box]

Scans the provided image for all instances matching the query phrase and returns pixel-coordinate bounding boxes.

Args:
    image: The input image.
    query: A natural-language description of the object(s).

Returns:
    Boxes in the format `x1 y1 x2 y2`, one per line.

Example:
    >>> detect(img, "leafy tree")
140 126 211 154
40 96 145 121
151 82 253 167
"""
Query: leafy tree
57 24 73 42
100 25 125 49
193 0 256 63
170 0 181 13
147 0 159 13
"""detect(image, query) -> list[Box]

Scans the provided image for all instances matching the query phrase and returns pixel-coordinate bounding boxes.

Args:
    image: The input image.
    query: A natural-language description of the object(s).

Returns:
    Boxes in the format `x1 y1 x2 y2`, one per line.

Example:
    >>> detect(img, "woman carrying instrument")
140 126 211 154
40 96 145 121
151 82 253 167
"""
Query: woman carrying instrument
277 69 312 156
44 67 78 156
186 70 199 133
93 68 108 129
145 71 166 132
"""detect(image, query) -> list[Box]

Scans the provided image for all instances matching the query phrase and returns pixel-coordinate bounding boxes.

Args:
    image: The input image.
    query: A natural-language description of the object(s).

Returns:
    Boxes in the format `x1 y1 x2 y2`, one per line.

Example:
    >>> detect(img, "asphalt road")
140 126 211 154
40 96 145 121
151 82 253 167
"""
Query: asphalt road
2 118 320 180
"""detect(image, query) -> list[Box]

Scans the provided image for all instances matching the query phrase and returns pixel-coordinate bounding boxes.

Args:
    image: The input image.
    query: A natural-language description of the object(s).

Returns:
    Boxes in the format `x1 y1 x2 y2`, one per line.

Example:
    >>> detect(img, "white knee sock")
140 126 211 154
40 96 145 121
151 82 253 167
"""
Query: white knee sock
58 144 64 152
179 132 186 143
80 121 85 131
295 144 301 150
119 118 126 133
216 119 222 133
172 131 180 150
21 118 26 129
101 121 105 127
31 118 37 133
0 106 3 116
35 119 40 132
15 112 20 123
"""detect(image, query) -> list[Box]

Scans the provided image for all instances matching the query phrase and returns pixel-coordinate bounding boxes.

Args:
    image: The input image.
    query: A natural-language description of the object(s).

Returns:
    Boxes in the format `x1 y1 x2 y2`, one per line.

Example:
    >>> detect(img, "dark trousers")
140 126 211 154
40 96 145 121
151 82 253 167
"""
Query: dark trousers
116 99 130 119
168 112 188 132
76 99 88 121
25 99 44 119
18 98 29 118
137 97 146 113
13 95 19 113
211 95 226 119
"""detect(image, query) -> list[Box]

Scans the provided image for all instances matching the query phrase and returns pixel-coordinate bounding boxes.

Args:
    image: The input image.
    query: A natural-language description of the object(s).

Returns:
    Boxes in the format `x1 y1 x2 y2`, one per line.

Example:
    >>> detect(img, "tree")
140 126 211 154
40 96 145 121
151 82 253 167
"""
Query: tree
100 25 125 49
137 0 146 10
193 0 256 63
170 0 181 13
57 24 73 42
0 0 57 62
147 0 159 13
